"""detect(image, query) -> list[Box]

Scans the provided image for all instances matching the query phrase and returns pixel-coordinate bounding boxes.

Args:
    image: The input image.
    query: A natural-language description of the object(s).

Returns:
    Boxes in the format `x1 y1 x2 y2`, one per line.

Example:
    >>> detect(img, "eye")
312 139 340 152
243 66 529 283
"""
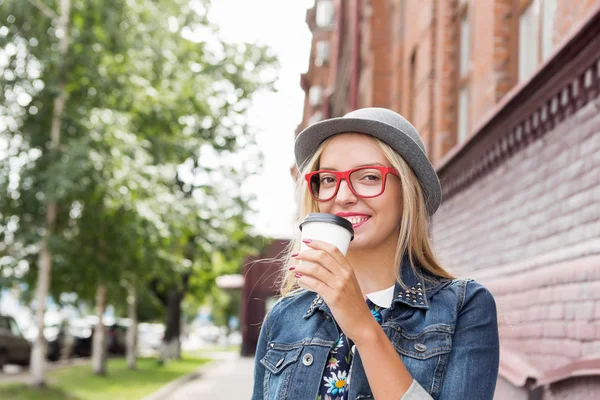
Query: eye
363 174 380 181
320 176 336 184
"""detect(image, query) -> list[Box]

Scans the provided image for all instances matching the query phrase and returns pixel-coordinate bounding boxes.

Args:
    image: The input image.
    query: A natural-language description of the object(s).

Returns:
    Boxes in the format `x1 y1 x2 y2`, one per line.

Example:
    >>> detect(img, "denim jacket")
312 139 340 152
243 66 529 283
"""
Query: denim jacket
251 258 500 400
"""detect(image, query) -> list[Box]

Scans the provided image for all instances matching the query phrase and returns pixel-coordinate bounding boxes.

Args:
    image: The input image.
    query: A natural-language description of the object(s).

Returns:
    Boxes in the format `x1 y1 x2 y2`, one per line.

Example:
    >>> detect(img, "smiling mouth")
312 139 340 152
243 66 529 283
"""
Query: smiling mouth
343 216 371 227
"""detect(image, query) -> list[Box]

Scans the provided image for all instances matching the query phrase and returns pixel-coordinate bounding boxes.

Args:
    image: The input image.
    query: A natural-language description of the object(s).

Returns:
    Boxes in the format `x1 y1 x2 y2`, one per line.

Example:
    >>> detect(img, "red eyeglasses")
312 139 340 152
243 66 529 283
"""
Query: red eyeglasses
304 166 399 202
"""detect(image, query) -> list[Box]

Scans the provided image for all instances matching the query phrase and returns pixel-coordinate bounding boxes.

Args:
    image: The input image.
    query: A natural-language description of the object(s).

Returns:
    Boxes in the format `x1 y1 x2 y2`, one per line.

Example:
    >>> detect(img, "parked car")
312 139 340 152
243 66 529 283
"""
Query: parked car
57 318 128 358
0 314 31 369
138 323 164 350
105 323 127 355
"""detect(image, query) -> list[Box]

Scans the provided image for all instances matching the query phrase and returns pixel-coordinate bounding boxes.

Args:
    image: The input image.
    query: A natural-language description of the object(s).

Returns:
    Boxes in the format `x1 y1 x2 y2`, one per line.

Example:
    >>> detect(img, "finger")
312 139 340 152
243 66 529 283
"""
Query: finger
295 273 333 299
291 253 337 284
301 239 349 270
293 248 340 276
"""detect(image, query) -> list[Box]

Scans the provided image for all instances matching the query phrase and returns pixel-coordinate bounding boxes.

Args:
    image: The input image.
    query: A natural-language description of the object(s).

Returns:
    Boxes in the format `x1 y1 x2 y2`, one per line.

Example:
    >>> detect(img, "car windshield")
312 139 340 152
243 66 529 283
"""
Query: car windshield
8 318 22 336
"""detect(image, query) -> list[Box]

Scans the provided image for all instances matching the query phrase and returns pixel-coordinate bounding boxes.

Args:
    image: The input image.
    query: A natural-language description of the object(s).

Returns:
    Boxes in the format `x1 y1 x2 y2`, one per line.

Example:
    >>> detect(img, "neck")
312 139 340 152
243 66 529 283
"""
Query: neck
346 242 397 297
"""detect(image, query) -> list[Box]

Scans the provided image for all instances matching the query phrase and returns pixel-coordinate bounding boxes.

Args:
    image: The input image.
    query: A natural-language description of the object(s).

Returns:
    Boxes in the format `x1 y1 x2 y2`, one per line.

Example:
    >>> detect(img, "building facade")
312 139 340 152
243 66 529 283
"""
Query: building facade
240 240 288 356
297 0 600 398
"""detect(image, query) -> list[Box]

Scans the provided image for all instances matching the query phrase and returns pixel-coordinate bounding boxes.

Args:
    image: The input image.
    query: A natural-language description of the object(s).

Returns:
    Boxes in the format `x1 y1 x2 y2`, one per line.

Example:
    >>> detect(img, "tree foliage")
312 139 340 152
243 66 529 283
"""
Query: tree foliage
0 0 276 323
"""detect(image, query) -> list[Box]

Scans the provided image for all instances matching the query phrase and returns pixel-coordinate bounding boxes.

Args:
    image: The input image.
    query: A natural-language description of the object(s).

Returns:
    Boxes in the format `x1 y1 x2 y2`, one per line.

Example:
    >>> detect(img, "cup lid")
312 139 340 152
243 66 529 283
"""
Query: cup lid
299 213 354 240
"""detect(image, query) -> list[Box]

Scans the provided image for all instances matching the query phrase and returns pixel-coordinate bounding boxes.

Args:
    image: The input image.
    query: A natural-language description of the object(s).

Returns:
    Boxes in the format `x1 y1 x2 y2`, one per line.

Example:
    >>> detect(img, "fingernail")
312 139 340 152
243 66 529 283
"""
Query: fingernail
291 253 298 257
295 273 302 278
289 267 296 271
302 239 312 244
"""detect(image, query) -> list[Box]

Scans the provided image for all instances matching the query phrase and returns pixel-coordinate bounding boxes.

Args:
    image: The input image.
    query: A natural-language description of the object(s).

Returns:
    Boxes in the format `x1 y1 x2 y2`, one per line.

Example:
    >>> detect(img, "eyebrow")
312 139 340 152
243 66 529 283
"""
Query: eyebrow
318 162 387 170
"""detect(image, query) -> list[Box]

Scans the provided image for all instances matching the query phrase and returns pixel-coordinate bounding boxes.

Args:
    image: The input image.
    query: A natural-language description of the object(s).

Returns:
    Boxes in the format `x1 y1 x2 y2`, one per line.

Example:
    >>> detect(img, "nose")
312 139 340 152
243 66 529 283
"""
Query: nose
335 179 358 205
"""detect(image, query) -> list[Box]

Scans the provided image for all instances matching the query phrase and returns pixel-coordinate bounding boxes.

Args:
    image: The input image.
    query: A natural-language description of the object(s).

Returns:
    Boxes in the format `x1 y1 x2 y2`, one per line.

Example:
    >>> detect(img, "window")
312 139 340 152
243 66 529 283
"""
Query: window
518 2 539 81
457 2 471 143
309 86 323 107
308 111 323 125
8 317 22 336
459 15 471 77
315 41 330 67
541 0 557 60
517 0 558 82
316 0 335 28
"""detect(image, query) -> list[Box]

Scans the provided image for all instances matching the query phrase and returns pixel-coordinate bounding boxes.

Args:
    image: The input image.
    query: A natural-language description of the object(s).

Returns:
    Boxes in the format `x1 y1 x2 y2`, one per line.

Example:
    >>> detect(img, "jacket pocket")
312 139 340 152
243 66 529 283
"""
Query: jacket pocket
260 342 303 375
260 342 304 400
389 323 453 360
385 324 454 398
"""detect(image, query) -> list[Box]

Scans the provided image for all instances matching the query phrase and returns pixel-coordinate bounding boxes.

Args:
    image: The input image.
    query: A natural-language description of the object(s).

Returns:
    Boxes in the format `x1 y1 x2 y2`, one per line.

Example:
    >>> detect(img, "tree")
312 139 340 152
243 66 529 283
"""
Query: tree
1 0 276 381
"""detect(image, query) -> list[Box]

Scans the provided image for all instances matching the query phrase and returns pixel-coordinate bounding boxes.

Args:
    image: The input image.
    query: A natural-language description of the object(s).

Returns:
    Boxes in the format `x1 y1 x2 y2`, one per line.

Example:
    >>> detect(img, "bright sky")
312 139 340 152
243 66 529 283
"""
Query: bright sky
208 0 314 239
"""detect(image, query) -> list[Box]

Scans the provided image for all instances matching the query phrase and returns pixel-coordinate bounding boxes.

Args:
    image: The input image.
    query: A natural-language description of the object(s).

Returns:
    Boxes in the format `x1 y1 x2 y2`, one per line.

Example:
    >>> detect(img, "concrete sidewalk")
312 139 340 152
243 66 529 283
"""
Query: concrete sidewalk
166 352 255 400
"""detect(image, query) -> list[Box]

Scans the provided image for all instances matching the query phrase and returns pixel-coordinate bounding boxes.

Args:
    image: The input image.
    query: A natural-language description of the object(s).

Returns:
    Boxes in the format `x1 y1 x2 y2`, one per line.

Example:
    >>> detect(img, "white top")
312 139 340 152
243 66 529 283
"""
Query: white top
365 284 395 308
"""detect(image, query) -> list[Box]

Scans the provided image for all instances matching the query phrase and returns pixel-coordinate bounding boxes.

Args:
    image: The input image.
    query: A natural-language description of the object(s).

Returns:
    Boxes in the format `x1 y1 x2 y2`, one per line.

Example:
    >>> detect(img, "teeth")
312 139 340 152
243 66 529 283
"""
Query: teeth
345 216 369 225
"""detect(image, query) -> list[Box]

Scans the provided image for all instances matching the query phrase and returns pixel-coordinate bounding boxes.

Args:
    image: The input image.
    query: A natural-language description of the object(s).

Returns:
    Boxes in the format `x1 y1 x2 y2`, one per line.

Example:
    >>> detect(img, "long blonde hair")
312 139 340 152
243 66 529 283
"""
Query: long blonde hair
278 134 455 298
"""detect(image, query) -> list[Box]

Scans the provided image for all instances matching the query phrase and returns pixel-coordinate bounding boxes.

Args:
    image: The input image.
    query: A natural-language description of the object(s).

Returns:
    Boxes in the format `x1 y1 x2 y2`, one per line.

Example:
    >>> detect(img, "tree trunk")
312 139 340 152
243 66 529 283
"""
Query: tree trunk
92 284 107 375
126 285 137 370
29 0 70 388
29 236 53 387
159 289 183 363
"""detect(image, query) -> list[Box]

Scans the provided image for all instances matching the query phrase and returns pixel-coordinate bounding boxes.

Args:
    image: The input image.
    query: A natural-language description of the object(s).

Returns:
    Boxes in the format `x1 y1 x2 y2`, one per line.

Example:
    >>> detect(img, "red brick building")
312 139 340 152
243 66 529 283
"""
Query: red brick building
240 240 289 356
297 0 600 398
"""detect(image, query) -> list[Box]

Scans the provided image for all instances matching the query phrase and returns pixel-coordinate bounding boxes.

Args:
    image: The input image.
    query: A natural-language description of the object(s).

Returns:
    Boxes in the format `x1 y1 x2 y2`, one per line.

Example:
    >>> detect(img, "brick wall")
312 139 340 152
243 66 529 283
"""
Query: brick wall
399 0 435 156
389 0 404 112
433 97 600 276
470 0 498 123
297 1 335 132
542 376 600 399
298 0 600 398
358 0 397 109
318 0 599 163
554 0 598 48
495 377 529 400
432 0 458 164
432 82 600 398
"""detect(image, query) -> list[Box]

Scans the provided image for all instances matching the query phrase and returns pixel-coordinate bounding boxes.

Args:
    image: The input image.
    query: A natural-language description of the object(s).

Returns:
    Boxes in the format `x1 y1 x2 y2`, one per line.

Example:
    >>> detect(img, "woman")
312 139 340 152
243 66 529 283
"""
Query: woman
251 108 499 400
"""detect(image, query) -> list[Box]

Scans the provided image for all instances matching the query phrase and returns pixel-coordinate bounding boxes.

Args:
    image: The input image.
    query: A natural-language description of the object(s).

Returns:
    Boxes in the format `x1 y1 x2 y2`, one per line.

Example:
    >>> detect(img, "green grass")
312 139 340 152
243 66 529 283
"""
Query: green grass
0 356 211 400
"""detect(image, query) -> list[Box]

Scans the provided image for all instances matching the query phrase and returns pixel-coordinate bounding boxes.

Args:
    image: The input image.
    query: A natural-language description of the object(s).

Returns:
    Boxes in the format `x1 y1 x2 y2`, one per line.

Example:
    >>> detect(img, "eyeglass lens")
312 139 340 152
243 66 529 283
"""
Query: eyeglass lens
309 168 386 200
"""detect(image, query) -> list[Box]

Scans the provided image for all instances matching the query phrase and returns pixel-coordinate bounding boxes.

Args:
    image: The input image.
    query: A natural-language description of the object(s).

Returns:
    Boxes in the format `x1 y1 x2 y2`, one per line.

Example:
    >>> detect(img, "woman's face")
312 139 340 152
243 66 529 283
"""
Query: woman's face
315 133 403 251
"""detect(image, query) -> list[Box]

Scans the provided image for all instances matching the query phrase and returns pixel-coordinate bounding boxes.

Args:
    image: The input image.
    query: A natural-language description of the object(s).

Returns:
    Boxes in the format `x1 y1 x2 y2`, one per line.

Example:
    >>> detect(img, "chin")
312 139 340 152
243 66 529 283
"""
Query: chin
348 235 371 250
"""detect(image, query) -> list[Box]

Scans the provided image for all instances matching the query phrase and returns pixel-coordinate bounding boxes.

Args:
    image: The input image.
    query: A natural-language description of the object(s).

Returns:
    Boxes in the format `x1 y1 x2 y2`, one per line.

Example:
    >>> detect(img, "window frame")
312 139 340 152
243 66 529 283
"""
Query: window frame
316 0 335 29
315 40 330 67
456 1 471 143
511 0 557 83
309 85 323 107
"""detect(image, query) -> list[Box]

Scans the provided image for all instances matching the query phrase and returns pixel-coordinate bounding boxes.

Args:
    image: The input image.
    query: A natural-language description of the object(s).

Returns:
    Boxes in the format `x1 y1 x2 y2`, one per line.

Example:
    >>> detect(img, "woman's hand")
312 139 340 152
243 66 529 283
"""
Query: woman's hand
291 239 378 342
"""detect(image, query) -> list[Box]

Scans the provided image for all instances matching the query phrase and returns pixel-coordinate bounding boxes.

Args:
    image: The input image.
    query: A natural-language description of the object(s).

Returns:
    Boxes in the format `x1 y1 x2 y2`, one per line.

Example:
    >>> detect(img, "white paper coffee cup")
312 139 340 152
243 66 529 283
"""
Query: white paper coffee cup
296 213 354 291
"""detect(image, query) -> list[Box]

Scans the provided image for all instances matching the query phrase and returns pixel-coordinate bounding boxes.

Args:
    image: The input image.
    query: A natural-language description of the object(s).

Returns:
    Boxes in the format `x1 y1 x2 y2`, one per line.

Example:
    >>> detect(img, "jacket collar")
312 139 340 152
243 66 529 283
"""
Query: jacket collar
303 256 442 319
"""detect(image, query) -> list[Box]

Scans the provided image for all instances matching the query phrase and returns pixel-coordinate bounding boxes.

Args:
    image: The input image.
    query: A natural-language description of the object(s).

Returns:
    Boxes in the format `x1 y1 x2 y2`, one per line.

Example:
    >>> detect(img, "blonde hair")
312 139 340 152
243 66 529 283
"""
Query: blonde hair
278 134 455 298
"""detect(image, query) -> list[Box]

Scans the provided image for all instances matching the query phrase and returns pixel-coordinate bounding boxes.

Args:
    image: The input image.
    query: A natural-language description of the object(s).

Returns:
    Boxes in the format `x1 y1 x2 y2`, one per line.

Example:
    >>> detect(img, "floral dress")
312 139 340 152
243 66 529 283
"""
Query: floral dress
316 299 384 400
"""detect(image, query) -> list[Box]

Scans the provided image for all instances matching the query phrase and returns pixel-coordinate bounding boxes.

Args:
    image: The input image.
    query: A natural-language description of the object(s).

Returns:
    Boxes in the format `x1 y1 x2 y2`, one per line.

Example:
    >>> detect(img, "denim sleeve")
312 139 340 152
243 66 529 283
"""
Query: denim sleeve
251 310 270 400
438 280 500 399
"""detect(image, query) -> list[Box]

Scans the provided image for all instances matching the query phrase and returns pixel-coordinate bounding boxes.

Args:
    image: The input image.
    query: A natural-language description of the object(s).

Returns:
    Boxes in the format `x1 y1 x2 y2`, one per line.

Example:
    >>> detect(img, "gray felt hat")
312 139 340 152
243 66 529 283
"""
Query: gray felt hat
294 107 442 216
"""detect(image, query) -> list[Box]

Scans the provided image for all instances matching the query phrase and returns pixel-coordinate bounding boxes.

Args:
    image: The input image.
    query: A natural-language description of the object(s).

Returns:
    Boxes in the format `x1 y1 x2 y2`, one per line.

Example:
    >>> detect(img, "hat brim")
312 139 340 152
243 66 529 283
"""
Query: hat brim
294 117 441 215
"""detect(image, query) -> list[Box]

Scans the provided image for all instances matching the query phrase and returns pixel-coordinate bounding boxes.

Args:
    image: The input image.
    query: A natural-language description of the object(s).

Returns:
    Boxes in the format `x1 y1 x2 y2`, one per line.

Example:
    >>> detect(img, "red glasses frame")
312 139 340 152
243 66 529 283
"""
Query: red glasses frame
304 166 400 202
